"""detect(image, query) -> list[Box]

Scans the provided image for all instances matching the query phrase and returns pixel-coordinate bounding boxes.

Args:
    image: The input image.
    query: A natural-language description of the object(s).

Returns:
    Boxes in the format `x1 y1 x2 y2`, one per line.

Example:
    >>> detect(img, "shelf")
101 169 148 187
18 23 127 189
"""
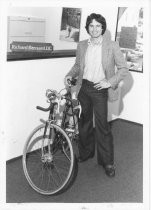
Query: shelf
7 49 76 61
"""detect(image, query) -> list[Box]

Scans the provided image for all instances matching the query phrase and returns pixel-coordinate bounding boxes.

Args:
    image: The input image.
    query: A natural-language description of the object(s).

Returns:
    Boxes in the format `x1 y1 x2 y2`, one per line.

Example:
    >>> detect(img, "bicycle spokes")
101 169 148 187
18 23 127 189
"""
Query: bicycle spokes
23 124 75 195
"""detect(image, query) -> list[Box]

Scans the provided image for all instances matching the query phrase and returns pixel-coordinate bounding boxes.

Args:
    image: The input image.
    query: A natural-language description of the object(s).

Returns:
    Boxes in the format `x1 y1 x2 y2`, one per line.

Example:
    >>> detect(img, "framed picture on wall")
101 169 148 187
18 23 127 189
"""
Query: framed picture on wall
115 7 143 73
60 7 82 43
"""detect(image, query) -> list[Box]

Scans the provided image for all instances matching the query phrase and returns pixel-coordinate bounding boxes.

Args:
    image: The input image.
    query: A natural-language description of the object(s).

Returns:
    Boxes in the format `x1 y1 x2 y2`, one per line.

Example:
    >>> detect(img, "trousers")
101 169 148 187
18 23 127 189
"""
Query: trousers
77 79 114 166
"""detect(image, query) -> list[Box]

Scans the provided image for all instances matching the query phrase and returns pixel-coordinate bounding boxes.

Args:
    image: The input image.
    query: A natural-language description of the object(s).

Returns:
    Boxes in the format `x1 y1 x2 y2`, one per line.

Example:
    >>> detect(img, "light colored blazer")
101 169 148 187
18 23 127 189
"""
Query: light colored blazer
66 38 128 102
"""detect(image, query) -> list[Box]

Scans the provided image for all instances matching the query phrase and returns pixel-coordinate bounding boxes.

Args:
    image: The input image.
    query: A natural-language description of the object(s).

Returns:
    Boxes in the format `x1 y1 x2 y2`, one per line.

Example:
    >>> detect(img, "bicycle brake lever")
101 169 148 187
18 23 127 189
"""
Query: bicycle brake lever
40 119 46 124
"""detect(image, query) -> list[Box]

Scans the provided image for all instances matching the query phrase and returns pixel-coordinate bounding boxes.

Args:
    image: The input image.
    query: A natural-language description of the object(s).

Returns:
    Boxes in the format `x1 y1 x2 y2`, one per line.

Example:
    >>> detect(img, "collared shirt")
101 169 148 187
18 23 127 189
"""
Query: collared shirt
83 38 105 83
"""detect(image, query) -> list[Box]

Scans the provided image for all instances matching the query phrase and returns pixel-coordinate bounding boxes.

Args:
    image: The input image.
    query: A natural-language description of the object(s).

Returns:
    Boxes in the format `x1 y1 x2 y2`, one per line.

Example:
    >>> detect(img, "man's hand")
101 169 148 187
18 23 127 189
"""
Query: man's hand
64 76 72 87
94 79 111 90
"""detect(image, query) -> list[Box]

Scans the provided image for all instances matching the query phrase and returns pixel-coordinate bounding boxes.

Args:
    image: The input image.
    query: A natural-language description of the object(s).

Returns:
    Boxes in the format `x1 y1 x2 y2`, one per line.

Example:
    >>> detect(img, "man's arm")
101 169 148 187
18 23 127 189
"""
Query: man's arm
108 42 128 89
94 42 128 90
66 43 81 78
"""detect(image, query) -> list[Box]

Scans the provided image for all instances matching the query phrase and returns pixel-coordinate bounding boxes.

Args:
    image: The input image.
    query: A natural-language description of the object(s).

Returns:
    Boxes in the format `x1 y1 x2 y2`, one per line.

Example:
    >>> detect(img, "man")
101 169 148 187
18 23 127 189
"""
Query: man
64 13 128 177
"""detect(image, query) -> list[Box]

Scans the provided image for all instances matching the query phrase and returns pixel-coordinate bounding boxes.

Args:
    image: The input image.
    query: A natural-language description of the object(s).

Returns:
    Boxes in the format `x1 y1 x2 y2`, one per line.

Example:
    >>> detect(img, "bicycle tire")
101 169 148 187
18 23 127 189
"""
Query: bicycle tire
22 123 76 195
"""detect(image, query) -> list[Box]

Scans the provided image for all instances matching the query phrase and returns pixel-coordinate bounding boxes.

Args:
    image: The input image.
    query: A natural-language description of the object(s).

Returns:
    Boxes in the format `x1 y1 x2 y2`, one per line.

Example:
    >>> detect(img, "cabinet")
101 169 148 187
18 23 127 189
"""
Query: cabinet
7 16 46 52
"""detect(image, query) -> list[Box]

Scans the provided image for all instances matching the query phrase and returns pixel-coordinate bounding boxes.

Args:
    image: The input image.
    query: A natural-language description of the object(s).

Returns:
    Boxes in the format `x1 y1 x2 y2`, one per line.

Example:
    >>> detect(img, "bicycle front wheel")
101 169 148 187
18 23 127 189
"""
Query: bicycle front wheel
22 123 75 195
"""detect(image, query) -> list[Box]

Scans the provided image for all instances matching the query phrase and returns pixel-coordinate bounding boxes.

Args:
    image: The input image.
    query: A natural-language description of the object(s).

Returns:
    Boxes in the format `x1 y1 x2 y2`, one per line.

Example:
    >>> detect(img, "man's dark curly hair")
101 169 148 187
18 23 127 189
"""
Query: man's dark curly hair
85 13 106 35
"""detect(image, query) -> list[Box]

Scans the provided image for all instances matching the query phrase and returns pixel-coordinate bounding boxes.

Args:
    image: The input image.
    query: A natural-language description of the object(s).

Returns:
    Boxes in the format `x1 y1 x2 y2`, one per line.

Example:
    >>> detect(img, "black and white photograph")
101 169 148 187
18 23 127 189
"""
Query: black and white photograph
0 0 150 210
116 7 143 73
60 7 82 43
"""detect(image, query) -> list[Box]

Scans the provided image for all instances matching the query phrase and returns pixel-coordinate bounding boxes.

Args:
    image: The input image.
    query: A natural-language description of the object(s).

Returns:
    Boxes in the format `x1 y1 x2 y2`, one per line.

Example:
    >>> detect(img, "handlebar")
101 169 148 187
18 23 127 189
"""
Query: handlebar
36 105 51 112
36 78 77 112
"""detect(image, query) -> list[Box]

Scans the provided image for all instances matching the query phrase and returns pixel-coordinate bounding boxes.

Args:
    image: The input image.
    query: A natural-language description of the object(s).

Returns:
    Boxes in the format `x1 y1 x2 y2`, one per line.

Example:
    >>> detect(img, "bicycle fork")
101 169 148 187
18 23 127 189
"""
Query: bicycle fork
41 121 55 163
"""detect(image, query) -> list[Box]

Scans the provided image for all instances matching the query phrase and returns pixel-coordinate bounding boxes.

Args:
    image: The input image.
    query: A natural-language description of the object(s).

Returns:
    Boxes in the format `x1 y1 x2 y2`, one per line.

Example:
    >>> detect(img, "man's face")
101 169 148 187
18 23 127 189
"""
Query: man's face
88 19 103 38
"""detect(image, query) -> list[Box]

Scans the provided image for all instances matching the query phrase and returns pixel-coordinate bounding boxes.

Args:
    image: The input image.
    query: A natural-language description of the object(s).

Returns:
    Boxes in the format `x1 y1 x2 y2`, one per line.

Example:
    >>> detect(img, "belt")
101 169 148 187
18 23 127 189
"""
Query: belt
82 79 94 85
82 79 108 91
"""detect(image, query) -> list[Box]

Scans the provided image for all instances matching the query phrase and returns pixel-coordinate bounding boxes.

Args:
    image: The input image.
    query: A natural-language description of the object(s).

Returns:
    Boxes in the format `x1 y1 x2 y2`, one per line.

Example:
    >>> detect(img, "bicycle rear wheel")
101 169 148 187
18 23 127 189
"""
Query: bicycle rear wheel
22 123 75 195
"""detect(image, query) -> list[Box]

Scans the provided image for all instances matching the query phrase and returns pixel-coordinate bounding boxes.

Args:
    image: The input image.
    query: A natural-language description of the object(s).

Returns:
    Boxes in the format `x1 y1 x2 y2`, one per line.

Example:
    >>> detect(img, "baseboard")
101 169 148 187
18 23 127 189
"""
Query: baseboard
114 118 143 127
6 118 143 164
6 155 22 165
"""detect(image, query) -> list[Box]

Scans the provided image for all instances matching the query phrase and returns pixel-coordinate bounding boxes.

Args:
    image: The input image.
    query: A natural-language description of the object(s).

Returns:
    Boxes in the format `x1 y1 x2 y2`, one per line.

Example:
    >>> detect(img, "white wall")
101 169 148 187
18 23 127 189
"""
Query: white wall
118 72 146 123
3 58 75 160
0 2 148 160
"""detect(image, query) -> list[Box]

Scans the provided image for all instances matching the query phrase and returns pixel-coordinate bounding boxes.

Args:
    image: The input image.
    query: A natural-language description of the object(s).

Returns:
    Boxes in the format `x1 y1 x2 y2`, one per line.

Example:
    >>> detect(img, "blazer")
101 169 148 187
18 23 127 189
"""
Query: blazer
66 38 128 102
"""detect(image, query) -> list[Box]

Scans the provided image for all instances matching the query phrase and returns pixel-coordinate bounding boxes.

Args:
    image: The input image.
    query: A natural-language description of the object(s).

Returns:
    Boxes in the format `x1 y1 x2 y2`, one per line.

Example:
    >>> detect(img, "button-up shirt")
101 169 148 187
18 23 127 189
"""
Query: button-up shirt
83 38 105 83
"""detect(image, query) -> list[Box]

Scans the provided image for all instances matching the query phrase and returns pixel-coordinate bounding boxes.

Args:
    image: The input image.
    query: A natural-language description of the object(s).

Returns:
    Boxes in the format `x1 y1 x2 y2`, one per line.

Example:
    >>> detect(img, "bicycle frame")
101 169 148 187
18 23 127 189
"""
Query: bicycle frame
37 87 79 154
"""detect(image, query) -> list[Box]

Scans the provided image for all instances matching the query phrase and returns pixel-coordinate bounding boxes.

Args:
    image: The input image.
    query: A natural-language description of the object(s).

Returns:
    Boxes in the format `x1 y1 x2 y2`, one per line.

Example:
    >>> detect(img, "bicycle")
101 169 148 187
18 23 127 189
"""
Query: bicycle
22 78 80 195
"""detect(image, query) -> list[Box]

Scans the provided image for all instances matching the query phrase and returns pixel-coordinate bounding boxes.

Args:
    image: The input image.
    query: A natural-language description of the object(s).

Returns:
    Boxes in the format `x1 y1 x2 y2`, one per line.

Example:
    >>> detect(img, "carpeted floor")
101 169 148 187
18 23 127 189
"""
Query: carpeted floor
6 119 143 203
